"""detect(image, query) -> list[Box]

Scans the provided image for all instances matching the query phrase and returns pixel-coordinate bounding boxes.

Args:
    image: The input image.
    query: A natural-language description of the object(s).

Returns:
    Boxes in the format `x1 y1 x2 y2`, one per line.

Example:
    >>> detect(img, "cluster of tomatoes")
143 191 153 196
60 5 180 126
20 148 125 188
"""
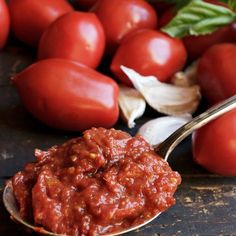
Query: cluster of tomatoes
1 0 236 176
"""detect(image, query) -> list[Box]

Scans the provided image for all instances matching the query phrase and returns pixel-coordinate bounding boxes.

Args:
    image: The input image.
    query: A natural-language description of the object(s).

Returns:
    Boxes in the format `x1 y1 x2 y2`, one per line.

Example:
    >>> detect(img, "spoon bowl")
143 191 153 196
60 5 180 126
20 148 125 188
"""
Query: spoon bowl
3 180 161 236
3 95 236 236
3 180 60 236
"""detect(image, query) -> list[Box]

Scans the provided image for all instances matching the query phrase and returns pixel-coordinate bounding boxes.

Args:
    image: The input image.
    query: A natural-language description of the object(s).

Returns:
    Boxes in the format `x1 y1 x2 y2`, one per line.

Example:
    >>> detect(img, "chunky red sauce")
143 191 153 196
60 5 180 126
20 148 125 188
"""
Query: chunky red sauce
12 128 181 235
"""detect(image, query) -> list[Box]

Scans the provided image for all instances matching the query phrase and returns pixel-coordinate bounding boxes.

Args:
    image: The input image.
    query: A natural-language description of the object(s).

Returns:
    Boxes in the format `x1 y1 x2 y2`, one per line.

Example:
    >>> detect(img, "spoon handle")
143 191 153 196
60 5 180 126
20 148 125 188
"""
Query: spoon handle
155 95 236 161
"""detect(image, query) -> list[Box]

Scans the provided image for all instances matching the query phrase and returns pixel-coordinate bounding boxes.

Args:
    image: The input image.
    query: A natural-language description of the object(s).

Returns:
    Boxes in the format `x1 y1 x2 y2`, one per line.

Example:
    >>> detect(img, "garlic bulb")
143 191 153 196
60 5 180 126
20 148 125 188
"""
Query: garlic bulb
138 114 192 146
118 85 146 128
121 66 201 116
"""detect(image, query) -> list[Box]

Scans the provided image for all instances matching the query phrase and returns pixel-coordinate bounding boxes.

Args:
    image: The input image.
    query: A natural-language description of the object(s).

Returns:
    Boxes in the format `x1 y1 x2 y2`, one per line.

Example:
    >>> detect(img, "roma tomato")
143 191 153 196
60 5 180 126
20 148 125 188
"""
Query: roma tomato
38 11 105 69
12 59 119 131
91 0 158 53
111 29 187 86
158 6 175 28
182 25 236 60
0 0 10 49
197 43 236 104
8 0 73 47
192 109 236 176
159 0 236 60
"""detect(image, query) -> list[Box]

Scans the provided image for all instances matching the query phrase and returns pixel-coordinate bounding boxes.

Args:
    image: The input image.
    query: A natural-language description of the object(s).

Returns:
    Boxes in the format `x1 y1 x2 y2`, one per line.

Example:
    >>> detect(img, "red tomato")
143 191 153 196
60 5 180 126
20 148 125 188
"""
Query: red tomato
0 0 10 49
74 0 96 10
158 6 175 28
12 59 119 131
111 29 187 86
38 11 105 69
8 0 73 47
183 25 236 60
159 0 236 60
197 43 236 104
91 0 158 53
192 109 236 176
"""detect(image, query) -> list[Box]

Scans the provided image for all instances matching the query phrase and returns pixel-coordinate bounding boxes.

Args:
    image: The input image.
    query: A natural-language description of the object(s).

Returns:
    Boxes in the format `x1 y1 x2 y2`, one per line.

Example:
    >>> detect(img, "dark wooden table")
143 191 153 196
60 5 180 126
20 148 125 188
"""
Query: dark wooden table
1 43 236 236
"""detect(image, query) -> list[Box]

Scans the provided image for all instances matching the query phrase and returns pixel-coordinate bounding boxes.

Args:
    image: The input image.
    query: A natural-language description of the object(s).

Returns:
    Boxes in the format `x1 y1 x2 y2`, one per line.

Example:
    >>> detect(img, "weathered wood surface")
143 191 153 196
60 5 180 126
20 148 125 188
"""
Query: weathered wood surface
1 44 236 236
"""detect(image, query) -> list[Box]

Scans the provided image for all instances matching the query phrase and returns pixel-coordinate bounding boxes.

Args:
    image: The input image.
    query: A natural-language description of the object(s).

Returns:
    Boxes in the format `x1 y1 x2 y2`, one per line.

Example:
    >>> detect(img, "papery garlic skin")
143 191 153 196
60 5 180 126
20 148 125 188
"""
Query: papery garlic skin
138 115 192 146
121 65 201 116
118 85 146 128
171 61 199 87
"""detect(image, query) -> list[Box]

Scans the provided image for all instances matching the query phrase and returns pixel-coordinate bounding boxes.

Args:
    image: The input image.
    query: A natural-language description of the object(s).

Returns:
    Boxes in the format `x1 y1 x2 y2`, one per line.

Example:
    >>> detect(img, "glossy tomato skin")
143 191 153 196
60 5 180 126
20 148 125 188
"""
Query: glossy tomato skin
0 0 10 49
12 59 119 131
8 0 73 47
192 109 236 176
91 0 158 53
197 43 236 104
38 12 105 69
111 29 187 86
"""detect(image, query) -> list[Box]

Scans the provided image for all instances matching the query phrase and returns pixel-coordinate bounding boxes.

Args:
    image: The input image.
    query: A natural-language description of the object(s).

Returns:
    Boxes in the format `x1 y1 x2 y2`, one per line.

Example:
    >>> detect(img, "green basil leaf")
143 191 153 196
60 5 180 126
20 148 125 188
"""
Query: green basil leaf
227 0 236 10
218 0 236 10
161 0 236 38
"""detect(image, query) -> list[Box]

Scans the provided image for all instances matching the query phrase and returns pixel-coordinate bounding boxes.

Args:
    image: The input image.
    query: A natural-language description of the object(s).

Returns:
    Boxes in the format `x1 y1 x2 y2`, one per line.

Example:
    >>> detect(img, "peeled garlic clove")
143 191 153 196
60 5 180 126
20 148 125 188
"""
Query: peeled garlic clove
171 61 198 87
121 65 201 116
118 85 146 128
138 114 192 146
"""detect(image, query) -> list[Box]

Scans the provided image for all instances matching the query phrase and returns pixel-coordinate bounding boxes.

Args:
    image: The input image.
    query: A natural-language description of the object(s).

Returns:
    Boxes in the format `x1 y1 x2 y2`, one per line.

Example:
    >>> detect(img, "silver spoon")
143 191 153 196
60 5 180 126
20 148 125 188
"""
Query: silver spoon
3 94 236 236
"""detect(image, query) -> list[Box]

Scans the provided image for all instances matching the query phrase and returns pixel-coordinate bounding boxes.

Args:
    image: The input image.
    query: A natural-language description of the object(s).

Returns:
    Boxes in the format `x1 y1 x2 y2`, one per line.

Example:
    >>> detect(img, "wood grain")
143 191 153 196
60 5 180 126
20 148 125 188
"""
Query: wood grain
1 44 236 236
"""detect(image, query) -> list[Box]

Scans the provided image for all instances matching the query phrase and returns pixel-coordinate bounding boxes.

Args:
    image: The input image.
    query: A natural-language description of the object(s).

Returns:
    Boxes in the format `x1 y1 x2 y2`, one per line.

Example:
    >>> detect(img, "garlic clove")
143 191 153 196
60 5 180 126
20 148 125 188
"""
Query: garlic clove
171 61 199 87
121 65 201 116
138 114 192 146
118 85 146 128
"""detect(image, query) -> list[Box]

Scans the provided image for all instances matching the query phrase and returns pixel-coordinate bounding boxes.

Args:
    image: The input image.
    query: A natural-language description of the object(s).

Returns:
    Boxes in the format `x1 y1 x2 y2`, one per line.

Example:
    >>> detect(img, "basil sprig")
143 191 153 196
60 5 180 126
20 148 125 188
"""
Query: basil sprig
219 0 236 10
161 0 236 38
